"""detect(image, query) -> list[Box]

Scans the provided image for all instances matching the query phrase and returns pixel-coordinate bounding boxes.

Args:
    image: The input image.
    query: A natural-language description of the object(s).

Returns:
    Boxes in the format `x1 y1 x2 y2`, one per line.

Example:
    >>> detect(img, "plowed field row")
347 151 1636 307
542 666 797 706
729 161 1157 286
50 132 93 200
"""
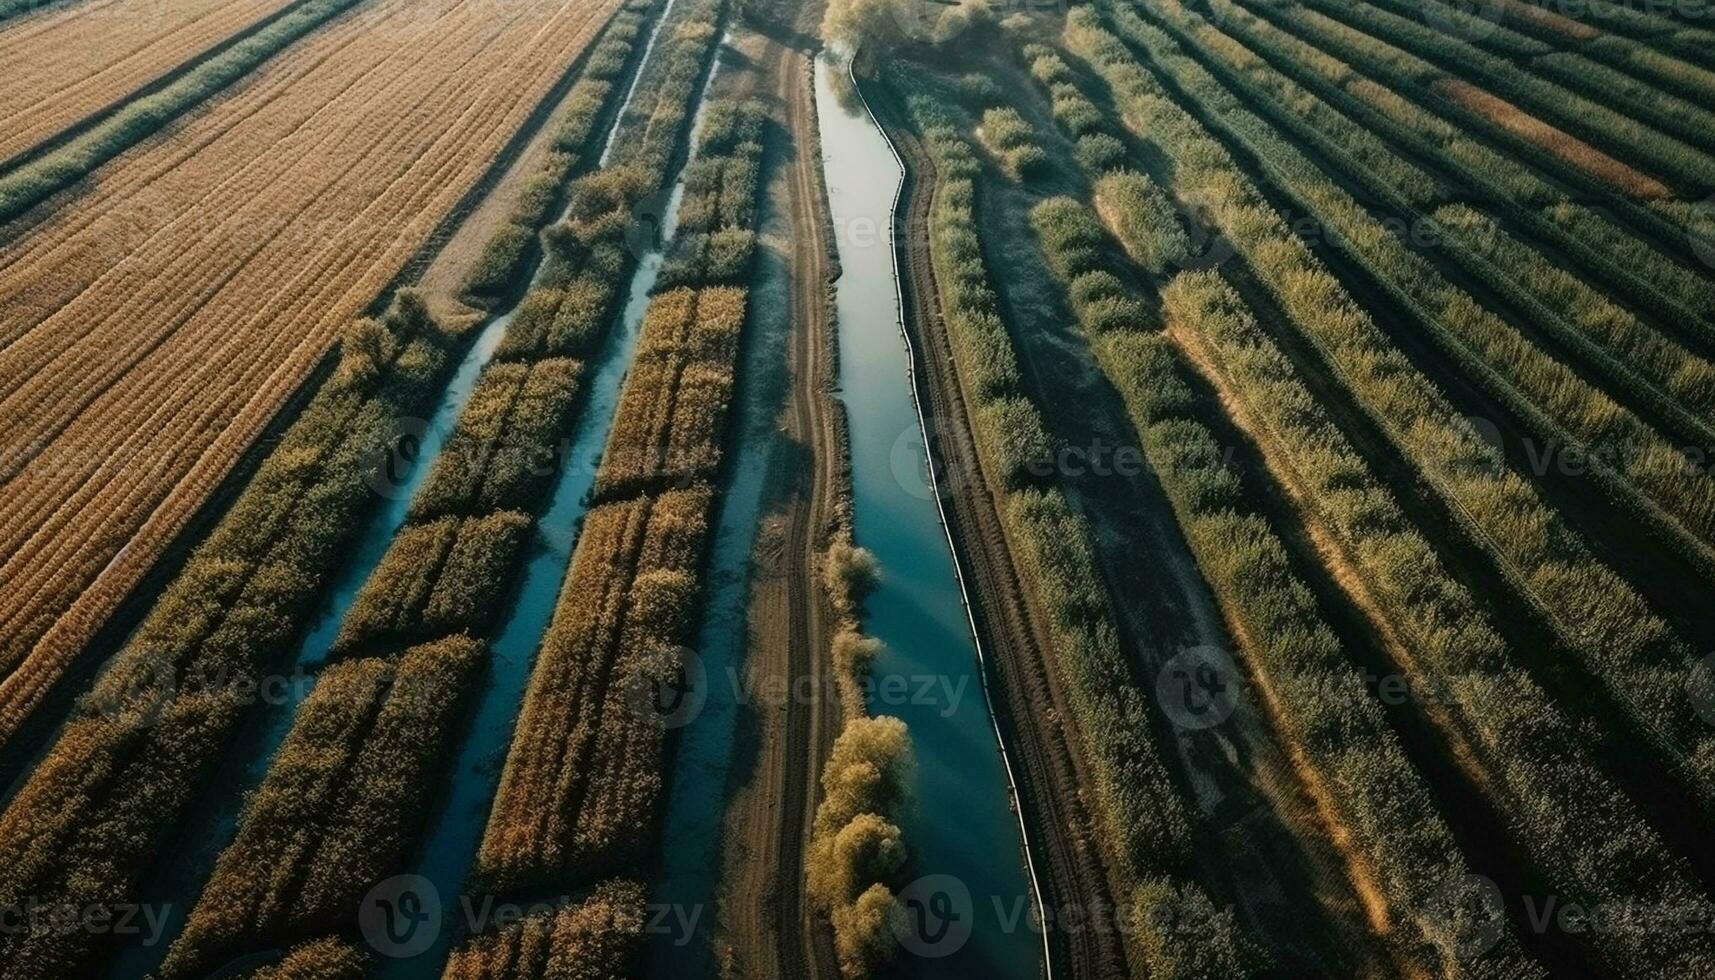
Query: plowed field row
0 0 298 165
0 0 622 725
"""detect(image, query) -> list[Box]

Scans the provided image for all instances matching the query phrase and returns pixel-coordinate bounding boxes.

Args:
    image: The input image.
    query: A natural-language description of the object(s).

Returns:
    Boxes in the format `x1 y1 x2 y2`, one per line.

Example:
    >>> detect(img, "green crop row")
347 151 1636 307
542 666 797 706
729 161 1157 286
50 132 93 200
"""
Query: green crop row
1024 45 1130 172
1308 0 1715 192
0 292 458 976
442 880 646 980
1112 0 1715 578
1215 0 1715 335
0 0 369 223
1070 0 1715 887
1433 204 1715 428
1152 266 1715 979
463 1 655 300
158 636 484 978
1529 51 1715 155
976 106 1050 180
895 79 1250 978
477 487 711 893
1130 0 1715 560
1092 170 1190 277
410 358 586 522
903 91 1054 488
1032 193 1540 976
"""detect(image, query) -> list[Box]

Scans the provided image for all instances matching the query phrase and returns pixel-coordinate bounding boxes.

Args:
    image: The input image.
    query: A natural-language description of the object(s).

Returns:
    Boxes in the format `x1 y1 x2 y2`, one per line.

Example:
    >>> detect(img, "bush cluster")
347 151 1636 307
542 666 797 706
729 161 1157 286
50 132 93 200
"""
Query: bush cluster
442 880 646 980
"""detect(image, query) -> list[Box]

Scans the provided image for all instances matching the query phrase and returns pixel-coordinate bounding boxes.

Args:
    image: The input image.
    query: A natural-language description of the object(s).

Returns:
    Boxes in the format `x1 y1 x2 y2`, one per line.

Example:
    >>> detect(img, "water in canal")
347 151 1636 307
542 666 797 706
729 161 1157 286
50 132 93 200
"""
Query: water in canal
812 52 1044 980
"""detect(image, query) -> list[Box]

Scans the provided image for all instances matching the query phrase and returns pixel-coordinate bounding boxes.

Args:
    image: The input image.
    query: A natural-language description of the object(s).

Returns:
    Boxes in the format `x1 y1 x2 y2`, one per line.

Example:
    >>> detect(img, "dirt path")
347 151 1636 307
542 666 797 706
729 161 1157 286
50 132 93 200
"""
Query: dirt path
711 9 842 979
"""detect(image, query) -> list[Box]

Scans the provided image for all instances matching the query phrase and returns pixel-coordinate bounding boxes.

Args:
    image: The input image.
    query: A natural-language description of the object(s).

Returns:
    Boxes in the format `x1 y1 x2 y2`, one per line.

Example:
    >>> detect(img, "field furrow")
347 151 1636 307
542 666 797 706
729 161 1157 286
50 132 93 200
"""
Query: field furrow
0 0 299 165
0 0 621 703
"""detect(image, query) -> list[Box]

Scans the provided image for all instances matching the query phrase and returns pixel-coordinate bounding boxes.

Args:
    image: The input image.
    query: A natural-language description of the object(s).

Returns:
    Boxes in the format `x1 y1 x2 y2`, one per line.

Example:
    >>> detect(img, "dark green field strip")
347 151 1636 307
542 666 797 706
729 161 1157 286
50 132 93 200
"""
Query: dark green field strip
1068 11 1715 974
1133 0 1715 558
1301 0 1715 194
1213 0 1715 352
1116 0 1715 585
1032 189 1545 977
1066 16 1715 958
0 0 367 224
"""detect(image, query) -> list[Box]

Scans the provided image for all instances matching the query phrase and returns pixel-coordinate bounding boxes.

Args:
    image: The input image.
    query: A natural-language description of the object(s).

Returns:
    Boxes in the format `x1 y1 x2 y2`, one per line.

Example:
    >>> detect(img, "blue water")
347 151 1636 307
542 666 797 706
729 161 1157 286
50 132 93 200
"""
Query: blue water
814 54 1045 980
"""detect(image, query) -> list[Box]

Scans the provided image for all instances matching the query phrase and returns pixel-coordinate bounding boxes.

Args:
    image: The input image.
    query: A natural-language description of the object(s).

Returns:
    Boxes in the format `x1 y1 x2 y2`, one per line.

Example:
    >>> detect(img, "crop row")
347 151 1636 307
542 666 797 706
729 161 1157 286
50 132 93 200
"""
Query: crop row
1033 190 1542 975
896 80 1249 975
1211 0 1715 338
493 6 724 364
655 107 763 290
442 880 645 980
595 286 747 499
975 106 1049 180
246 938 367 980
462 1 653 301
474 92 763 896
0 0 627 753
158 635 484 978
1129 0 1715 560
0 0 300 166
1068 13 1715 973
0 0 367 222
1303 0 1715 193
476 486 712 892
410 359 588 523
1068 8 1715 925
0 297 459 976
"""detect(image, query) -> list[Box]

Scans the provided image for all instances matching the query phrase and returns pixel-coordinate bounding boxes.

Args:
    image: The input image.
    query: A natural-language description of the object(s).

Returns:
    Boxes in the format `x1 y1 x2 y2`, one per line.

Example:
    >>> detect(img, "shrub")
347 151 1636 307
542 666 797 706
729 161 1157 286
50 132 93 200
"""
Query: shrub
442 880 645 980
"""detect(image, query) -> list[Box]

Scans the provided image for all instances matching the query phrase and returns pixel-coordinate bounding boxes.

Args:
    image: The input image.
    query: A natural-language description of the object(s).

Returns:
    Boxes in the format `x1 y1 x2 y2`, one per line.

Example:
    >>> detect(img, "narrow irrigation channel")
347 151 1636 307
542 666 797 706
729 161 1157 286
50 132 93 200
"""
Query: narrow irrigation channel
98 4 708 976
640 98 793 980
812 53 1044 980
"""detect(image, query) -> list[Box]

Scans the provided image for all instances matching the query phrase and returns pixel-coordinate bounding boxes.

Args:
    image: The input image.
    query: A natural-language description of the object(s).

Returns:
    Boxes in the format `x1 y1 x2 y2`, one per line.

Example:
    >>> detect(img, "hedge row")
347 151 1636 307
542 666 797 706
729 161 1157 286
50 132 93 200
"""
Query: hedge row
895 77 1251 977
158 636 484 978
245 939 368 980
975 106 1049 180
1032 193 1539 977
